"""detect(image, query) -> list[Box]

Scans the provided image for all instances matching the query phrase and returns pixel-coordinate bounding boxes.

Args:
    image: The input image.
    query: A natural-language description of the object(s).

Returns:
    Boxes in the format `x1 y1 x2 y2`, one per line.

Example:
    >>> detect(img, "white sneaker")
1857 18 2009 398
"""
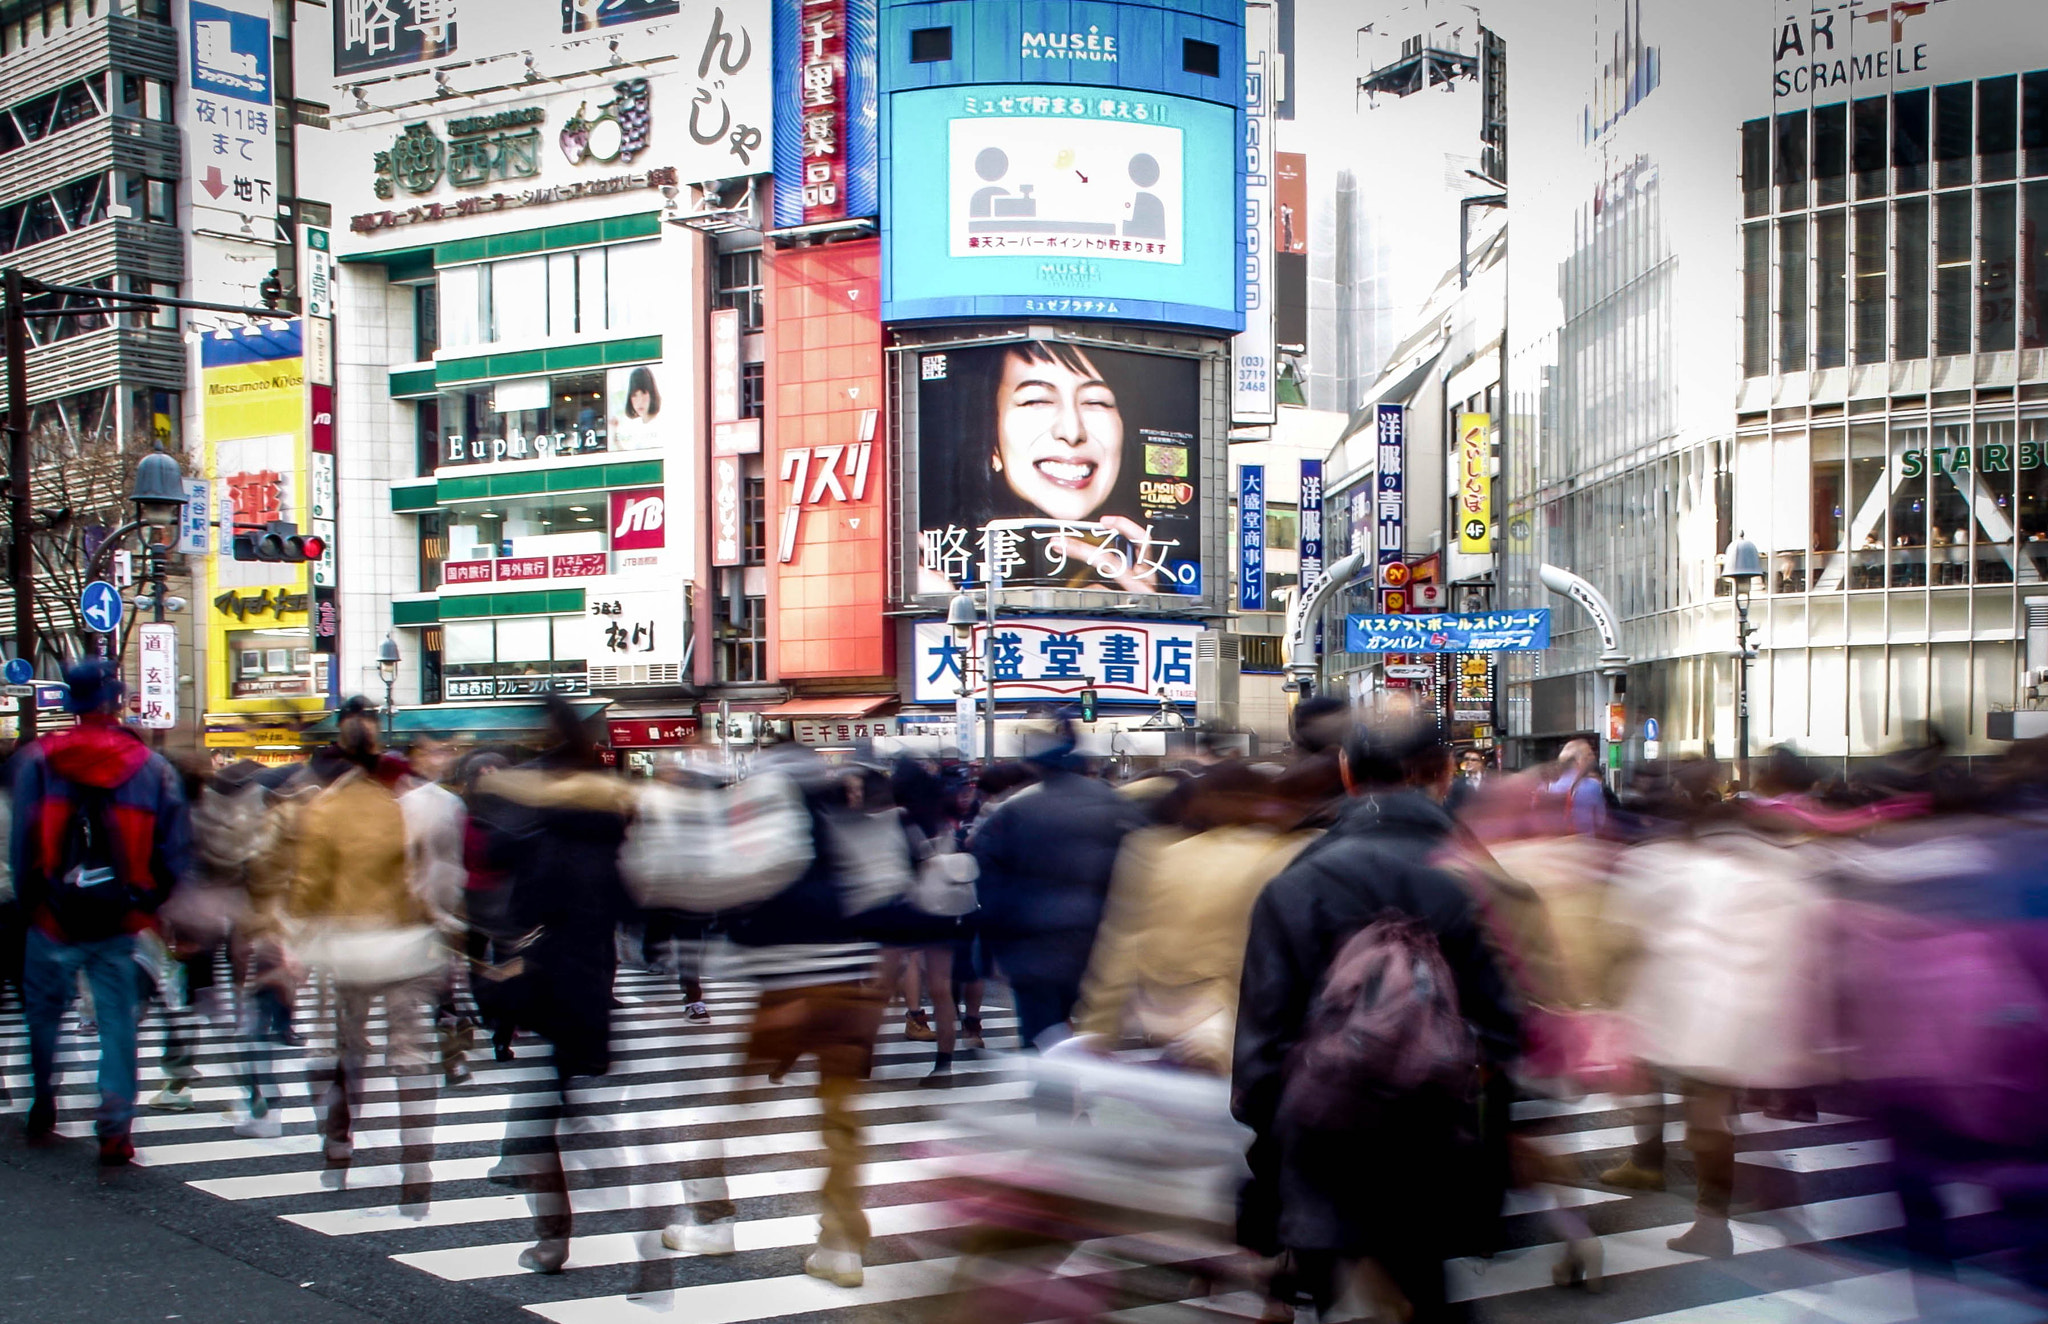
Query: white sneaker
661 1220 736 1255
147 1085 195 1112
803 1245 863 1288
232 1110 283 1139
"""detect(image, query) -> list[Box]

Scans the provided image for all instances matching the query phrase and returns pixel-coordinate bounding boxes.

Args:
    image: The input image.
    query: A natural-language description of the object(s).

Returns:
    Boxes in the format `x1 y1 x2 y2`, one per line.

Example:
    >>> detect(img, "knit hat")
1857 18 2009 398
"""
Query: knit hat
62 658 125 714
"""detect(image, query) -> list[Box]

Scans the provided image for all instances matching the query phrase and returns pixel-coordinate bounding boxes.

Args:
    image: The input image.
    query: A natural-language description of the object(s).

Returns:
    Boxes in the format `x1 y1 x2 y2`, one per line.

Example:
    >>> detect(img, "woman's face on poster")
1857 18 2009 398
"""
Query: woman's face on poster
991 347 1123 523
629 386 652 418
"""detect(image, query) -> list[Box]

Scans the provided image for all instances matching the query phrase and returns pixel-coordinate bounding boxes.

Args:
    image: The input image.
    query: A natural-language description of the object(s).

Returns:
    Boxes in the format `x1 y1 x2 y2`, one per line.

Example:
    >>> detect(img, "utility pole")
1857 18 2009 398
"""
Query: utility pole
7 268 33 741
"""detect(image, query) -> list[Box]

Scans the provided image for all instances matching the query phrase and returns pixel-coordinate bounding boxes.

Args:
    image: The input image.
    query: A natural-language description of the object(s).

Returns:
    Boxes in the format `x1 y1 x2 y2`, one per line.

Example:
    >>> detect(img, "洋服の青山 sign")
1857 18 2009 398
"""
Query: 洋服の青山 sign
1345 609 1551 654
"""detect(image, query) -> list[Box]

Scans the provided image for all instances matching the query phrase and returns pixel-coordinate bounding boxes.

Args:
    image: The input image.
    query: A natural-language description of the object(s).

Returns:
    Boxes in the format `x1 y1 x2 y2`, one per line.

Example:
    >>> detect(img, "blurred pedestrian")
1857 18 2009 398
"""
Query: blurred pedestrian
475 699 636 1274
1543 738 1610 835
1234 727 1519 1322
13 659 190 1167
972 732 1145 1048
289 697 446 1209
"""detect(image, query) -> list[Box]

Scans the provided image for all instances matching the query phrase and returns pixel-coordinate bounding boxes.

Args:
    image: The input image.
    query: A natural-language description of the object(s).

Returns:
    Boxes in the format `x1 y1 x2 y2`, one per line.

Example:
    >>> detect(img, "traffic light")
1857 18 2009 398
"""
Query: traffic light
232 521 325 562
1078 688 1098 723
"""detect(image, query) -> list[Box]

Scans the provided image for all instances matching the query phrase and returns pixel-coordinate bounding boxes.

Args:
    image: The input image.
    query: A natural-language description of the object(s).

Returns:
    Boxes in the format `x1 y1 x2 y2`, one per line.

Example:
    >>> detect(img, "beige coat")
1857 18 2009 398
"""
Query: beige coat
290 770 426 928
1075 823 1313 1073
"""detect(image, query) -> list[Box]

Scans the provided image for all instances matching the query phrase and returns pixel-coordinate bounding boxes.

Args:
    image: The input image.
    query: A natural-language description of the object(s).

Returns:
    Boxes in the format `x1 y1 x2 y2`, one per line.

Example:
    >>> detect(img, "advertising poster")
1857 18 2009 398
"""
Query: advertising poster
884 85 1241 329
203 322 318 715
333 0 457 76
1457 412 1493 554
772 0 878 227
1374 403 1405 603
186 0 276 234
1275 151 1307 349
914 339 1201 597
607 363 667 451
1233 2 1276 423
1298 458 1323 589
1238 463 1265 611
912 616 1203 705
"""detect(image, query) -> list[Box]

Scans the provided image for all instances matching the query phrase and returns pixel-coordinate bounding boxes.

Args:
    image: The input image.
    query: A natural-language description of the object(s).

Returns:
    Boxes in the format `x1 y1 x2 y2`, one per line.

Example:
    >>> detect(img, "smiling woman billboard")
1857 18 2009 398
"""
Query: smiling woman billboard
913 338 1202 596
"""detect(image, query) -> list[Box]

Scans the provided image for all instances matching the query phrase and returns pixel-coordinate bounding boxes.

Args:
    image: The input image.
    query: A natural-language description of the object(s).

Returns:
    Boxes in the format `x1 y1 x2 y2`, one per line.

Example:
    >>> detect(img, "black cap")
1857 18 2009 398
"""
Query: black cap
338 695 376 720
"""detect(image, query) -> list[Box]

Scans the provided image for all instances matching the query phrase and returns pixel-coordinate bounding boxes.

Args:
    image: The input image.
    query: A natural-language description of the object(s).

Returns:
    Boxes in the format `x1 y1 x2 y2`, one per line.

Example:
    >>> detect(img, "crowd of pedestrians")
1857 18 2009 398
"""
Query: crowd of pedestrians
3 657 2046 1319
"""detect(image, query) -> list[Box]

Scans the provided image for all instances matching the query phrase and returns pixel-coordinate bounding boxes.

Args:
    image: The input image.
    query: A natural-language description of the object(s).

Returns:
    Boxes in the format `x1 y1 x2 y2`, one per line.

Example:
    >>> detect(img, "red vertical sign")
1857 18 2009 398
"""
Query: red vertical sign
798 0 847 225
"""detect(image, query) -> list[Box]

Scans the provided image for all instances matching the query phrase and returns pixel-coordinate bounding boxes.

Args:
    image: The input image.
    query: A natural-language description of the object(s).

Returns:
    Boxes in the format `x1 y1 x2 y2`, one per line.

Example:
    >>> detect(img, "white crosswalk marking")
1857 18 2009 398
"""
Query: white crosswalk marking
6 966 2036 1323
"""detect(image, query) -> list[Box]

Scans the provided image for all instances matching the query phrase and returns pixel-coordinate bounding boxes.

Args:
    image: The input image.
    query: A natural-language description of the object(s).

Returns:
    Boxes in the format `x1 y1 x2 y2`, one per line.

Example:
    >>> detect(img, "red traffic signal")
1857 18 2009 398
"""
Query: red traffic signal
232 521 325 563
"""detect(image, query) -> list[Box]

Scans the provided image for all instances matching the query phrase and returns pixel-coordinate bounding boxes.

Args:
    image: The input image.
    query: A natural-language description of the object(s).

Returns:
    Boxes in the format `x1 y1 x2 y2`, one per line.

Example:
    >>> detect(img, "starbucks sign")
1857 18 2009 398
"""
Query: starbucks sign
1897 439 2044 478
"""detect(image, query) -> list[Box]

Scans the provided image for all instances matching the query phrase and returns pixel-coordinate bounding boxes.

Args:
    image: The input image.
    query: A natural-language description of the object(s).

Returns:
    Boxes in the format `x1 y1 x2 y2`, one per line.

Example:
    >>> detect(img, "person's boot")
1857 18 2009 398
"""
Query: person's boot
1666 1216 1734 1258
960 1016 985 1053
903 1010 935 1042
97 1133 135 1167
1598 1158 1665 1190
519 1239 569 1274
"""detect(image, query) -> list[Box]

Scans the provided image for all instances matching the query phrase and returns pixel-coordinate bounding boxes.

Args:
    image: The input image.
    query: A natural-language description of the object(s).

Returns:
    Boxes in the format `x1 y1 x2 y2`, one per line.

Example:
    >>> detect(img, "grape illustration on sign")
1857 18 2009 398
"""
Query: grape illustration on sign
80 581 124 635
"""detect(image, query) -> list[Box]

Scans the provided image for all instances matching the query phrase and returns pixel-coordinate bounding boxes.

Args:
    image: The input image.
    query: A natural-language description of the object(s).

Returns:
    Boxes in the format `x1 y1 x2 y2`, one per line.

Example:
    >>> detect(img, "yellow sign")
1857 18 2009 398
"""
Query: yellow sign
1457 412 1493 554
202 323 322 719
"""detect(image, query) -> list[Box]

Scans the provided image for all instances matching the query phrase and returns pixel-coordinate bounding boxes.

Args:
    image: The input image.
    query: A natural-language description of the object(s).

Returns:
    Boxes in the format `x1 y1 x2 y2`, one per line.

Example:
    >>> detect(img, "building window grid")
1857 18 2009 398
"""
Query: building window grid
714 249 764 333
1743 73 2048 375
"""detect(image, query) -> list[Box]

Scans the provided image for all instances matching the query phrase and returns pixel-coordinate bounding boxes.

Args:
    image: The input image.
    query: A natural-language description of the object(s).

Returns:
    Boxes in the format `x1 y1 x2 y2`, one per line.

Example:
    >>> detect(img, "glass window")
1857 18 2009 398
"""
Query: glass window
1811 426 1846 590
413 282 438 359
1934 191 1972 355
1813 103 1848 206
740 360 764 419
1893 88 1929 193
551 617 587 674
577 247 607 335
2026 181 2048 350
1776 110 1808 211
1816 210 1847 369
743 470 766 564
1853 96 1888 198
1853 204 1887 364
1975 417 2016 584
1889 421 1929 585
1895 196 1930 360
1981 75 2019 183
1935 83 1973 188
443 495 609 562
489 255 546 344
549 372 605 439
52 79 96 133
714 248 763 331
1848 425 1886 589
1777 216 1807 372
438 264 480 350
1741 118 1770 217
226 628 315 699
2019 417 2048 577
417 510 445 589
415 398 440 475
2025 71 2048 179
606 240 658 332
1982 185 2018 352
547 251 577 336
1928 421 1973 583
1743 223 1769 376
441 621 494 678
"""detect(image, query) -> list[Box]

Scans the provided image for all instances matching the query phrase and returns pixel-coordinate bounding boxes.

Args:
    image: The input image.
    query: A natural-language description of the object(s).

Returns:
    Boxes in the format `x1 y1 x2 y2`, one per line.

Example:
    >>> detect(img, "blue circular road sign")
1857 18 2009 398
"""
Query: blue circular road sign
1642 717 1660 742
80 580 123 635
3 657 30 685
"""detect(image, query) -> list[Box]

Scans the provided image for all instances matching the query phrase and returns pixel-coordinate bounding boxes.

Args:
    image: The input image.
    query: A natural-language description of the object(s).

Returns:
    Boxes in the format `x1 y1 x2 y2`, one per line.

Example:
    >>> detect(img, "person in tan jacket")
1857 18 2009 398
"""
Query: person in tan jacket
288 700 446 1206
1074 761 1317 1074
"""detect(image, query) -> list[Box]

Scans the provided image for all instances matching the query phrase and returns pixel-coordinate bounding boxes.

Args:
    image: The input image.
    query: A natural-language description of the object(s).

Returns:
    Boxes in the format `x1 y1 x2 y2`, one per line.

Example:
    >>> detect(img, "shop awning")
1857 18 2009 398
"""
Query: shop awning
758 695 895 720
299 698 613 743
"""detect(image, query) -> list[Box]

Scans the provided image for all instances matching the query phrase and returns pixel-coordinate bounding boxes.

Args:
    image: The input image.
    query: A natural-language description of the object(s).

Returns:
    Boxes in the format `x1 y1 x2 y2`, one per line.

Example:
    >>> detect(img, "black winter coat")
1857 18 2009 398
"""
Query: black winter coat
1232 790 1521 1256
971 771 1146 987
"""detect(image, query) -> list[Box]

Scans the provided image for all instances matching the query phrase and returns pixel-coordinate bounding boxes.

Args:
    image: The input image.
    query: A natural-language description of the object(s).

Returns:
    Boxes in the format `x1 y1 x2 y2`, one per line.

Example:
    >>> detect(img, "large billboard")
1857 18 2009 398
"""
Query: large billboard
911 615 1203 705
884 86 1240 329
913 339 1202 598
186 0 276 235
203 322 324 716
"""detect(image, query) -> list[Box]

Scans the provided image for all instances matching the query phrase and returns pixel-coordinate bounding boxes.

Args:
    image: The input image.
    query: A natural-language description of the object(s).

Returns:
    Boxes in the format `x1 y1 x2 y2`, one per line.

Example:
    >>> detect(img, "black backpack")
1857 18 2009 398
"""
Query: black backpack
44 786 135 941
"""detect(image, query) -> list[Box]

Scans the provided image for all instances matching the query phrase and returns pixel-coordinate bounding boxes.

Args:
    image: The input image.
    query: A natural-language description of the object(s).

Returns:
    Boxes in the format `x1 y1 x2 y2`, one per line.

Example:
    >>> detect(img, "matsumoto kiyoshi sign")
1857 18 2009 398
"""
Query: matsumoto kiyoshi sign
1345 610 1551 654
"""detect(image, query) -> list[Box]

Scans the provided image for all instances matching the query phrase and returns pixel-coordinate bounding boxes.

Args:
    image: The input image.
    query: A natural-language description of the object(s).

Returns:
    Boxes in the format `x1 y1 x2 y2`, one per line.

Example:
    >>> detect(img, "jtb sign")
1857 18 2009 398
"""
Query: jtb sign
1345 609 1551 654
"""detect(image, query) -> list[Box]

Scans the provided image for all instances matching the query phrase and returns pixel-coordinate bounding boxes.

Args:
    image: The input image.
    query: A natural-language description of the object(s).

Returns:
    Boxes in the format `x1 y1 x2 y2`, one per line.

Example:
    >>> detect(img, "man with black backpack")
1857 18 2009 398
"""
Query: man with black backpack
13 659 190 1167
1233 724 1519 1322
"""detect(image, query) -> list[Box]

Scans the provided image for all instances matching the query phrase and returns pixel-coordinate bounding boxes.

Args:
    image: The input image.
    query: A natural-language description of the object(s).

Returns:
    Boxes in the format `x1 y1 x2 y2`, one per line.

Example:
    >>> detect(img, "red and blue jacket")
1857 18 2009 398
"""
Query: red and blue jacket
11 715 192 941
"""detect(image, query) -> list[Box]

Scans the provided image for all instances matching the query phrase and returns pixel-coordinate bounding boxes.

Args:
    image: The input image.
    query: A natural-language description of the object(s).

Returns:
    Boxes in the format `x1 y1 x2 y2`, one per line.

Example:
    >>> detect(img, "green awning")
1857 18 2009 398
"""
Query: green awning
299 698 612 743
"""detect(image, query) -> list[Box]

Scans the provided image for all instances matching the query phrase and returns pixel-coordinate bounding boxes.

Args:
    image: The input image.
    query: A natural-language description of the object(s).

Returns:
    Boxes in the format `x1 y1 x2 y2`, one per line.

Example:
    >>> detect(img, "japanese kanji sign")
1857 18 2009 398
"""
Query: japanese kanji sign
1374 403 1405 607
911 616 1204 705
187 0 277 232
580 589 685 667
1344 610 1551 654
334 0 457 77
772 0 878 227
137 624 177 730
1238 464 1265 612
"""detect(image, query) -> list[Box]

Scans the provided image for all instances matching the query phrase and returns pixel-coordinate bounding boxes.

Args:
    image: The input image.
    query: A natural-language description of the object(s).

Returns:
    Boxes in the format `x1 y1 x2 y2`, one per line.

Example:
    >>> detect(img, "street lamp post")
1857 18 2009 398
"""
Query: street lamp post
1721 534 1765 789
946 590 977 763
1538 564 1631 790
966 517 1084 765
376 634 402 744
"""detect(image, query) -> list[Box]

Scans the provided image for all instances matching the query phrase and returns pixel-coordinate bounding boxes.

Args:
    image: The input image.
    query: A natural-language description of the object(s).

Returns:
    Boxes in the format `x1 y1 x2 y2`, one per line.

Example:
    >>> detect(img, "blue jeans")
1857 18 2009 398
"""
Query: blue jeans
24 926 140 1138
